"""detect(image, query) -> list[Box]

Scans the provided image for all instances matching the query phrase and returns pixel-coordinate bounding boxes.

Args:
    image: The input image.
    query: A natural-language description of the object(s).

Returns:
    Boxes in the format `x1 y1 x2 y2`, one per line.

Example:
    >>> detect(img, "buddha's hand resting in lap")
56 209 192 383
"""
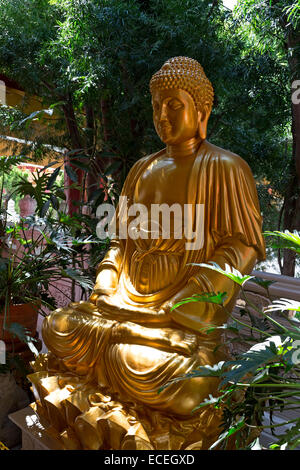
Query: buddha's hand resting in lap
111 322 198 356
94 294 171 325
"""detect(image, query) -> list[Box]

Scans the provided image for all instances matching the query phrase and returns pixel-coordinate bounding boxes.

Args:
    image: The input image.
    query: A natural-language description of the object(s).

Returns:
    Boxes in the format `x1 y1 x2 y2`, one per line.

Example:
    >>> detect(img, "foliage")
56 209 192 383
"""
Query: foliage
0 0 294 226
264 230 300 255
0 155 28 239
170 291 228 310
234 0 300 276
0 0 296 279
164 233 300 450
195 262 255 286
0 218 94 309
0 155 105 364
2 165 31 211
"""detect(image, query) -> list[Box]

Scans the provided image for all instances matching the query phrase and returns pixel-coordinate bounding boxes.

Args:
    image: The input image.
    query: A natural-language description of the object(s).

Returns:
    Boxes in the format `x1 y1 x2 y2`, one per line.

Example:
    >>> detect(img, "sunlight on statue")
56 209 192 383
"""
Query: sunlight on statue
29 57 265 450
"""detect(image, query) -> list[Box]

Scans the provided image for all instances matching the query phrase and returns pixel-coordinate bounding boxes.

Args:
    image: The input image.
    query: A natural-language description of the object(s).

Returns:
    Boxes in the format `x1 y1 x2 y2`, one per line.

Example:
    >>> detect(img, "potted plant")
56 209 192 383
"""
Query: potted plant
0 154 102 449
0 155 96 358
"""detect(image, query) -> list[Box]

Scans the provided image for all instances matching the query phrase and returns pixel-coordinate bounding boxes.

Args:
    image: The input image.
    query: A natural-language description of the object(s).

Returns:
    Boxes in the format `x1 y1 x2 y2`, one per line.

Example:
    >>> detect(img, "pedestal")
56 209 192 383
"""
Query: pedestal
9 406 64 450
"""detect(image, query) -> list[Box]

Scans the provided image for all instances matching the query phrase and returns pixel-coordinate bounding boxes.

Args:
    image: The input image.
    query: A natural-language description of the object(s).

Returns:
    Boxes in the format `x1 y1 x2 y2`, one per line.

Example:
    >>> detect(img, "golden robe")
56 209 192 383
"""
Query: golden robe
30 140 265 449
40 140 265 417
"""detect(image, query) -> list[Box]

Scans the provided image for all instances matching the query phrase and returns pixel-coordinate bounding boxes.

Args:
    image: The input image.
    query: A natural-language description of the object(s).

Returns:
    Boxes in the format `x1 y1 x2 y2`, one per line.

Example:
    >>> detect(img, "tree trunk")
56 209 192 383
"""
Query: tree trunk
62 95 84 215
292 92 300 185
281 27 300 276
85 104 98 200
101 98 111 145
281 178 300 276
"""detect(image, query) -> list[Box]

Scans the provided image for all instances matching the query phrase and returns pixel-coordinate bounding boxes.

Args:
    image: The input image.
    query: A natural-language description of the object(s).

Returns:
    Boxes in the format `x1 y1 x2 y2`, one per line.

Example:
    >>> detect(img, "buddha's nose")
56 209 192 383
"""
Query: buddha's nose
159 103 169 122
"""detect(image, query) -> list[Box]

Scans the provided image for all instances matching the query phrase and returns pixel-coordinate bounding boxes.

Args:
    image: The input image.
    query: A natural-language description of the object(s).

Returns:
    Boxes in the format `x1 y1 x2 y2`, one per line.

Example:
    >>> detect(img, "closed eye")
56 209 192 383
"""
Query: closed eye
168 99 183 110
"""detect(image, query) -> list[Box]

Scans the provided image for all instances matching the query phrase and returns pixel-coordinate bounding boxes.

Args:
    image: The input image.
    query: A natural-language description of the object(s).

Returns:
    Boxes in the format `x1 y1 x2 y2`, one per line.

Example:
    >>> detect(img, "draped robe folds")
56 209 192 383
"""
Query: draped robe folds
42 140 265 416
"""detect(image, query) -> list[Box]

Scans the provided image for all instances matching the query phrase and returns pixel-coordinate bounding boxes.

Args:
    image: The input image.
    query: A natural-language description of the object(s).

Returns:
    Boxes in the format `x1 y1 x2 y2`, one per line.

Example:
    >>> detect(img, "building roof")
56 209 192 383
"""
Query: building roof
0 73 24 92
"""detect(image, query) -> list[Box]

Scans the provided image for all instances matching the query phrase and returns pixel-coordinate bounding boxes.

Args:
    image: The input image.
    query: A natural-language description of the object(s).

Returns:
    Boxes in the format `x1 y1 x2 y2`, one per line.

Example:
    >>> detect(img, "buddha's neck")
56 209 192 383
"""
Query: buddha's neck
166 137 203 159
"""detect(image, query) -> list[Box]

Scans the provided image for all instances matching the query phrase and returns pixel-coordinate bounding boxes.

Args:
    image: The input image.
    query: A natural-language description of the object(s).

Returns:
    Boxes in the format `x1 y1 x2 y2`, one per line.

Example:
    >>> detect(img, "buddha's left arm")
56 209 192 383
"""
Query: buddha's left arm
163 239 258 333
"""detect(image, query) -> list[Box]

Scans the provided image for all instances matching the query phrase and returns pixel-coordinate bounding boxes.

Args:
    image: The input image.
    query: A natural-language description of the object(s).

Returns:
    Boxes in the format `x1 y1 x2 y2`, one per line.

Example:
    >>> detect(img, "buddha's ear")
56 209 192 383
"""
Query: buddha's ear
198 102 211 140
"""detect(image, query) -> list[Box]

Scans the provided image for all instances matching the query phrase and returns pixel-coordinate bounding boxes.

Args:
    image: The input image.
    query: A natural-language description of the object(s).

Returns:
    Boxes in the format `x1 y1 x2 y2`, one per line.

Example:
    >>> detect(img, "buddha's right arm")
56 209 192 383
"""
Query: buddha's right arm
91 239 123 297
161 239 258 333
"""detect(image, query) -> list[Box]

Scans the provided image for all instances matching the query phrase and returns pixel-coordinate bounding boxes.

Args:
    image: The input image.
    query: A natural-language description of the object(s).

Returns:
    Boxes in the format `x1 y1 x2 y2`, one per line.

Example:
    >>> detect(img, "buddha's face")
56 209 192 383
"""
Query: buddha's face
152 88 199 145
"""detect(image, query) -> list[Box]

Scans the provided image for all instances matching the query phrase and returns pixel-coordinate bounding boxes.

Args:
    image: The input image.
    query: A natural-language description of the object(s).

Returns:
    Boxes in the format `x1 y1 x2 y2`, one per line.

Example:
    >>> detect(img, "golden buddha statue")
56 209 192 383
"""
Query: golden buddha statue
29 57 265 450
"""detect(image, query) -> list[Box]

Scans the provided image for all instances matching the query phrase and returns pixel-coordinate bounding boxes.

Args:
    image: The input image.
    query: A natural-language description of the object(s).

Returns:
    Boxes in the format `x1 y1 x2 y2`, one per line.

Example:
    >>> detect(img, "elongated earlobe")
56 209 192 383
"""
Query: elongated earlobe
198 103 211 140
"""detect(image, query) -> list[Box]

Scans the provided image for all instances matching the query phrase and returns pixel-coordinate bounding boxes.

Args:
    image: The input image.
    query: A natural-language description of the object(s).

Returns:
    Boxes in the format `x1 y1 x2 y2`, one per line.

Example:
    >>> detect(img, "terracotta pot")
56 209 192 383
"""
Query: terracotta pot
18 195 37 218
0 303 39 344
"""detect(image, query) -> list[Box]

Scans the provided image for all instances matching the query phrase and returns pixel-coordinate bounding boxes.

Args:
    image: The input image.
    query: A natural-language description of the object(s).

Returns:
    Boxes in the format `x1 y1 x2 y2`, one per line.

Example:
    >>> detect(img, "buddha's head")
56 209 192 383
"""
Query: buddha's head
150 57 214 144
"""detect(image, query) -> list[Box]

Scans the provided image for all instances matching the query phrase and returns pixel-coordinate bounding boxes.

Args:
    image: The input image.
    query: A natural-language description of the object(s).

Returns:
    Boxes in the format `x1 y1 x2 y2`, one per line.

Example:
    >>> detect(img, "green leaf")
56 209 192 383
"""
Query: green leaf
194 262 254 286
46 167 61 190
158 361 226 393
18 108 53 128
209 418 245 450
6 323 38 356
171 291 227 311
264 230 300 254
220 336 284 385
55 189 66 201
49 101 67 109
192 394 221 412
104 160 122 175
88 188 104 203
70 160 90 172
265 298 300 314
252 277 276 290
65 165 79 183
66 149 85 157
50 194 59 210
99 151 118 159
40 200 51 217
63 268 94 291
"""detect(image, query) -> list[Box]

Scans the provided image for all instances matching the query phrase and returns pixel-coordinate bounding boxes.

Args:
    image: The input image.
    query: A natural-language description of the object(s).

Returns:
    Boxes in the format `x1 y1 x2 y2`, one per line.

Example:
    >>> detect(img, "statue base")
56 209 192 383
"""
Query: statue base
9 405 64 450
26 354 229 450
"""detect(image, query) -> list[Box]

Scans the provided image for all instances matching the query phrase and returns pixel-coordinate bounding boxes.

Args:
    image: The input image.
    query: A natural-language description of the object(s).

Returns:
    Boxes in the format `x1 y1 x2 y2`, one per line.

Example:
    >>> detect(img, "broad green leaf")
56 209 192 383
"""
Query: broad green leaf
209 418 245 450
99 151 118 159
70 160 90 172
194 262 254 286
40 200 51 217
18 108 53 128
65 165 79 183
66 149 85 157
251 277 276 290
6 323 39 356
50 194 59 210
220 336 285 385
264 230 300 254
46 166 61 190
104 160 122 175
158 361 226 393
63 268 94 290
265 298 300 314
171 291 227 311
